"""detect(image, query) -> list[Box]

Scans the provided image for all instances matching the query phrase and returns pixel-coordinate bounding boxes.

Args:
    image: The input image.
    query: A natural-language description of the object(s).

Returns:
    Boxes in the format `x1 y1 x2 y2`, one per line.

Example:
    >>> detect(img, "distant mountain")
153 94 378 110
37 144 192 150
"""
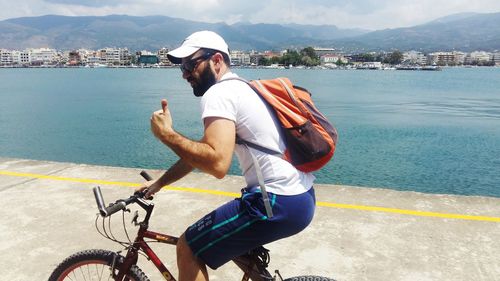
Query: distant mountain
0 13 499 52
429 12 480 24
0 14 368 51
332 12 500 52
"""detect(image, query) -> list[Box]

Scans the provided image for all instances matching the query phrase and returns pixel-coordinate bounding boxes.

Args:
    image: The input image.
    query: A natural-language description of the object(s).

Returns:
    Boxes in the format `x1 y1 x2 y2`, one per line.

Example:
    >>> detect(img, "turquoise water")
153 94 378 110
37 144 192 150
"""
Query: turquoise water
1 67 499 197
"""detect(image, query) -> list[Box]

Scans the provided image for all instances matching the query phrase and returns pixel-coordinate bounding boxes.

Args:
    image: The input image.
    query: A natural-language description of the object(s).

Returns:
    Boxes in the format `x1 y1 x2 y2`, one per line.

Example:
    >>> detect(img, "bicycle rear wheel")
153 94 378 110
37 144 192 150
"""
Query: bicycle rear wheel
284 276 335 281
48 249 150 281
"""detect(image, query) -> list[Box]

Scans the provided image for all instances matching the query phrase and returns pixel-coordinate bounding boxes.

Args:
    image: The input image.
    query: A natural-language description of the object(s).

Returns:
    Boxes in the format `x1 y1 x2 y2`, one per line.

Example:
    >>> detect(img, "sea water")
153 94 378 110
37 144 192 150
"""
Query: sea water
1 67 499 197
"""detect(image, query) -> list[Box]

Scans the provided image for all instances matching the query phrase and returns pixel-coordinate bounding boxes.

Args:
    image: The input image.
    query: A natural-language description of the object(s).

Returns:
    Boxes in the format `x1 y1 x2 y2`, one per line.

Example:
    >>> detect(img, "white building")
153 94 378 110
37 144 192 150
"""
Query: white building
468 51 492 63
492 52 500 66
10 50 22 65
76 49 93 65
20 50 30 65
29 48 57 65
86 50 102 65
230 50 251 65
428 51 465 65
157 48 171 65
453 52 466 65
98 48 130 65
403 51 427 65
0 49 13 65
320 54 348 65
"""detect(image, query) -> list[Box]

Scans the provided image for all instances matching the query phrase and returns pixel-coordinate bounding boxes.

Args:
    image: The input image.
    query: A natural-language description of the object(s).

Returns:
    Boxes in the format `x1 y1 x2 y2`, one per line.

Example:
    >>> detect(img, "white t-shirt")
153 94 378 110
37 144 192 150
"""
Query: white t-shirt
200 72 315 196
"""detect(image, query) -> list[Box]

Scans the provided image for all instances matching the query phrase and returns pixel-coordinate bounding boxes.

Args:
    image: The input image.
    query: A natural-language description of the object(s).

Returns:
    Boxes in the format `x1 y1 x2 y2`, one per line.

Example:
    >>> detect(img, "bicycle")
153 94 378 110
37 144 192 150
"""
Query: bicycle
49 171 334 281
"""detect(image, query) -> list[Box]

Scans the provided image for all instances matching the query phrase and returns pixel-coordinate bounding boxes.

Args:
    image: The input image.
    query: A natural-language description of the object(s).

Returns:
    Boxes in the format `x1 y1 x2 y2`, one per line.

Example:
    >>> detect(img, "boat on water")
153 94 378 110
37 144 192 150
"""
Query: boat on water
87 63 108 68
396 65 442 71
421 65 442 71
396 65 421 70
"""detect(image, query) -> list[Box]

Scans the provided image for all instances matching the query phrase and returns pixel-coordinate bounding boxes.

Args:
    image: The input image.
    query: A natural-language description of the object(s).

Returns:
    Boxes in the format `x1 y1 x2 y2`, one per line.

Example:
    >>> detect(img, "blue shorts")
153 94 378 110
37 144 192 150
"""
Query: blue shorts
184 187 316 269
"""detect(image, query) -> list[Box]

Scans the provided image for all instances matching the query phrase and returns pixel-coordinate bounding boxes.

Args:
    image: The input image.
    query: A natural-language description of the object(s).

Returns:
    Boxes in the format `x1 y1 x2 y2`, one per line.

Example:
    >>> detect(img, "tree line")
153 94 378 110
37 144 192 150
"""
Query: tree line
259 47 321 67
258 47 406 66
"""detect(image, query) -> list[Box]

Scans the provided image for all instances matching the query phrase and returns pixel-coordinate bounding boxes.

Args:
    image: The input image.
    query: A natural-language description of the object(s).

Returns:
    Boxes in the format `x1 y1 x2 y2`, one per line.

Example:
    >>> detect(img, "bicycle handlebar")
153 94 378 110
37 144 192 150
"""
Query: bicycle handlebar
93 171 152 217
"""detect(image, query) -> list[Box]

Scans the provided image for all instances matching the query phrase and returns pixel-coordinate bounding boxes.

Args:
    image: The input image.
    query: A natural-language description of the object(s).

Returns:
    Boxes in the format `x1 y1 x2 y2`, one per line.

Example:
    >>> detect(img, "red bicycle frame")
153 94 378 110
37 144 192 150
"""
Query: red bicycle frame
93 184 273 281
116 224 179 281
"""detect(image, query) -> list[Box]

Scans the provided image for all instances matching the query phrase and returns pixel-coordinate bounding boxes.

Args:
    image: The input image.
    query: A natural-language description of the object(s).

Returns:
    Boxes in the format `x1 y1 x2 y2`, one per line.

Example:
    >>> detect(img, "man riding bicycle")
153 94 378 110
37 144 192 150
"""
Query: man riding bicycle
138 30 316 281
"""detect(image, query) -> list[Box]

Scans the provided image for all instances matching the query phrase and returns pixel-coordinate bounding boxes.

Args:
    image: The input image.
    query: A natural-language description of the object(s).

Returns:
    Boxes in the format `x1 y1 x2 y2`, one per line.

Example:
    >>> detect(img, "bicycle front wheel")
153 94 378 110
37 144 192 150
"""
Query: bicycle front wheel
48 249 150 281
284 276 335 281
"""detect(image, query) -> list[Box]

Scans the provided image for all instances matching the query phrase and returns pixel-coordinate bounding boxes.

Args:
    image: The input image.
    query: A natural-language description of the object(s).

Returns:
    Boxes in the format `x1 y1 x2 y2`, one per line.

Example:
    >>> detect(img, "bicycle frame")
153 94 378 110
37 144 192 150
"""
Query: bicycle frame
115 217 273 281
95 185 274 281
116 223 178 281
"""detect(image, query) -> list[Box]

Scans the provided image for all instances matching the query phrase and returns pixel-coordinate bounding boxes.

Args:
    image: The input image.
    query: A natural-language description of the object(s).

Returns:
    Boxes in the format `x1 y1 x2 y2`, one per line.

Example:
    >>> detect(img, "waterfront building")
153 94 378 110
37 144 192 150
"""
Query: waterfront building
0 49 13 65
428 52 453 65
320 54 348 65
428 51 465 65
97 47 130 65
101 48 119 64
492 52 500 66
76 49 93 65
136 50 159 65
86 52 102 66
67 50 81 66
230 50 251 66
119 48 131 65
263 51 282 60
452 52 466 65
157 48 171 66
467 51 492 64
249 51 264 66
20 50 30 65
0 49 31 66
29 48 57 65
9 51 21 65
403 51 427 65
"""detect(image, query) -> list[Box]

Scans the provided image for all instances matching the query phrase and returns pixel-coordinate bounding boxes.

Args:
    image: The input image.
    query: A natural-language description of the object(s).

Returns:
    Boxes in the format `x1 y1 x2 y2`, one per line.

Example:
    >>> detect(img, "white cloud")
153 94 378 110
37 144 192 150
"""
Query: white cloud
1 0 500 29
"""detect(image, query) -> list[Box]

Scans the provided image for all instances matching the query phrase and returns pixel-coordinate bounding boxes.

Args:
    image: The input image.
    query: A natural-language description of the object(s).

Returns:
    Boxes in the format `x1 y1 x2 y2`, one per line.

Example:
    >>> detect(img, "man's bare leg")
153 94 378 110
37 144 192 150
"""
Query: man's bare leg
177 234 209 281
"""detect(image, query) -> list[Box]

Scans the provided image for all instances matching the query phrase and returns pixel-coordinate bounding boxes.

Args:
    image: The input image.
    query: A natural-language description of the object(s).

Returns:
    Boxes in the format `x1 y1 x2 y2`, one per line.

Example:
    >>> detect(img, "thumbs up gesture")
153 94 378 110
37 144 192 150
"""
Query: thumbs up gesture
151 99 173 140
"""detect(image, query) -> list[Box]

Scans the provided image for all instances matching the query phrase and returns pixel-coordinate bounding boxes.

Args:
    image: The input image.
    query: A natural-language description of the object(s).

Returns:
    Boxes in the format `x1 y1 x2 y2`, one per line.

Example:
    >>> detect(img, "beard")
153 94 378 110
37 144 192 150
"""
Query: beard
192 65 217 97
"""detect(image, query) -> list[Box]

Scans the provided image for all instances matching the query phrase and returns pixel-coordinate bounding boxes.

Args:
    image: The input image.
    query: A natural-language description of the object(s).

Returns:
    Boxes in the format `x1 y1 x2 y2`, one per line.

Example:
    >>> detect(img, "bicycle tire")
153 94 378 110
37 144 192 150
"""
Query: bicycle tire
283 276 335 281
48 249 150 281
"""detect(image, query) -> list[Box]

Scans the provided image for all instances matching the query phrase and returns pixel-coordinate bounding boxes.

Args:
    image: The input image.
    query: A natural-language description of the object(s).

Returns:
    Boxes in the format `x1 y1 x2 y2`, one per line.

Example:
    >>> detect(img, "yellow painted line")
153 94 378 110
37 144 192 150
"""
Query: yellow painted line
1 170 499 222
0 171 241 197
0 170 140 187
316 202 500 222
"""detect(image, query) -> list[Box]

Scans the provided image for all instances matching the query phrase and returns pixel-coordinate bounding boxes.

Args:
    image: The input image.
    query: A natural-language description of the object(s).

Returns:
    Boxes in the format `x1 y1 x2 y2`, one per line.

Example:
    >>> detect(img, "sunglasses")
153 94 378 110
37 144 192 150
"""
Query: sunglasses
180 52 214 74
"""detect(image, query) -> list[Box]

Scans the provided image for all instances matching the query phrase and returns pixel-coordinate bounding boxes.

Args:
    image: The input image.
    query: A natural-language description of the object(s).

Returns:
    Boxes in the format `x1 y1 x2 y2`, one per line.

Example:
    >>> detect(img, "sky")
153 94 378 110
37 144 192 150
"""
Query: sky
1 0 500 30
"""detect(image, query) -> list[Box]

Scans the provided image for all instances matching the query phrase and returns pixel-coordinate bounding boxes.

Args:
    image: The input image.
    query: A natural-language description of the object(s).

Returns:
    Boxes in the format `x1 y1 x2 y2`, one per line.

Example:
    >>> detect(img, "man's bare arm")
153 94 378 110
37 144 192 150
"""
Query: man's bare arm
150 99 235 179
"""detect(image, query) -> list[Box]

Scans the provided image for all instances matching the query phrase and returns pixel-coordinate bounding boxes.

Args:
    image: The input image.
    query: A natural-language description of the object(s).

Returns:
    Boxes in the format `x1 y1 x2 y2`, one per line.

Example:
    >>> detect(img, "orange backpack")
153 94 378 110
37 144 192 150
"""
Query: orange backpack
228 77 338 173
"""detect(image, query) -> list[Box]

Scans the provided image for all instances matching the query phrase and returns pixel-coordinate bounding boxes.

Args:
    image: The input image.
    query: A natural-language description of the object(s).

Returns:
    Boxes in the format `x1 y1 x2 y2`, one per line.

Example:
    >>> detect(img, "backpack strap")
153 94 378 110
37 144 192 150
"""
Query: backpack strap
236 136 282 157
220 77 283 157
240 142 274 218
218 77 277 218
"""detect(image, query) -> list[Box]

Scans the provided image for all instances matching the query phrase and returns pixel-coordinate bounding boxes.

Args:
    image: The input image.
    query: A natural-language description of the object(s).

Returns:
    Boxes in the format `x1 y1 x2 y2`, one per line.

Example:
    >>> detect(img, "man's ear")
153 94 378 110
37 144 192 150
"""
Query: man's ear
213 53 224 65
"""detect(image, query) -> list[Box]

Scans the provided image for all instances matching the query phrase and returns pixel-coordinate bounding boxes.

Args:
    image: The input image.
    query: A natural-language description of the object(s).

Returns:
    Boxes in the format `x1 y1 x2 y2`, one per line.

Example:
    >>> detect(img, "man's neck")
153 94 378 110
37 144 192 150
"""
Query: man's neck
215 65 231 82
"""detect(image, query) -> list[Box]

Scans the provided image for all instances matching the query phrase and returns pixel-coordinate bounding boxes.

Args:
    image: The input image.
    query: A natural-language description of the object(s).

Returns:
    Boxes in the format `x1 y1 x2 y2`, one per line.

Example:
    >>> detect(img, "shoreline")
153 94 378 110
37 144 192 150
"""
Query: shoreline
1 64 498 70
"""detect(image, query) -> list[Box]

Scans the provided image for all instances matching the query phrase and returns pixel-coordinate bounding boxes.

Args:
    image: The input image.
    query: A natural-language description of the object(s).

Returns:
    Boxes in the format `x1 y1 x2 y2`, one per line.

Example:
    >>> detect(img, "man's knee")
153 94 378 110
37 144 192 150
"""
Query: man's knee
177 234 192 261
177 234 209 280
177 234 202 267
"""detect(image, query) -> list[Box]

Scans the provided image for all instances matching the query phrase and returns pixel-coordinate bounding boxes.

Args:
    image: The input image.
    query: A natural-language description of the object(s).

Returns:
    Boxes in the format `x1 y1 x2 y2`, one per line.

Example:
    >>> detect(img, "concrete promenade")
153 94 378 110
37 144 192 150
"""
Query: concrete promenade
0 157 499 281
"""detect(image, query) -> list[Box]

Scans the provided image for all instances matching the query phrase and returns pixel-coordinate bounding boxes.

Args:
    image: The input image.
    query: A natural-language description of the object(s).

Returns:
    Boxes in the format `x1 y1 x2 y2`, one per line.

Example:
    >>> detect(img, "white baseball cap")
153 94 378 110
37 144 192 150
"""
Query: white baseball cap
167 30 230 64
